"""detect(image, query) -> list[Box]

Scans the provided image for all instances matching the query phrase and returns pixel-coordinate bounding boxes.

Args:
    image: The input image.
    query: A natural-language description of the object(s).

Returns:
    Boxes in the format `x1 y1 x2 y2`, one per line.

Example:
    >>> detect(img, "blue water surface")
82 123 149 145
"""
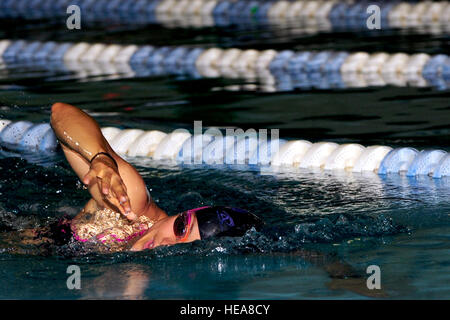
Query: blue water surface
0 11 449 300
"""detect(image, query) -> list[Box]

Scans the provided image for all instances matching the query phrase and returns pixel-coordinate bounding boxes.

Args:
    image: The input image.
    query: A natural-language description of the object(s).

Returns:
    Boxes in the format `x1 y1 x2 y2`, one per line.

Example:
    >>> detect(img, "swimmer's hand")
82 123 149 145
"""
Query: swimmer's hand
82 153 137 220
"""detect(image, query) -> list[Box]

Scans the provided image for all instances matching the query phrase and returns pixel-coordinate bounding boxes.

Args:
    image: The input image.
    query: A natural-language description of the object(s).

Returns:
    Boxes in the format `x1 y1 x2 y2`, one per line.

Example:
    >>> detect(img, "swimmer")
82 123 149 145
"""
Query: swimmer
46 102 264 252
0 102 388 297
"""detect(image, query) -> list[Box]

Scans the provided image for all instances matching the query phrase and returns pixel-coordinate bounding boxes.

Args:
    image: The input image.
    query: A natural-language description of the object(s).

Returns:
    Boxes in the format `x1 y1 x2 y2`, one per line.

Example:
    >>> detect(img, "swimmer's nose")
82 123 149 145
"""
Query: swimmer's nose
157 237 176 247
143 240 154 250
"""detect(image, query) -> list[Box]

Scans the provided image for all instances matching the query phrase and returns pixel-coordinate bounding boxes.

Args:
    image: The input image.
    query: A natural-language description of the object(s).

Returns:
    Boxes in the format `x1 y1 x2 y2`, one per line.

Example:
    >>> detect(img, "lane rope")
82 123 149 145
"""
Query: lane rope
1 39 449 91
1 118 449 178
0 0 448 33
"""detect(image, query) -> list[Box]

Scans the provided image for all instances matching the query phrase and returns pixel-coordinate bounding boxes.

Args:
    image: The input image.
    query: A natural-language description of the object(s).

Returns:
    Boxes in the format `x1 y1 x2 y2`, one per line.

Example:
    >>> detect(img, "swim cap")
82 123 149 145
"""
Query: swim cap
193 206 264 239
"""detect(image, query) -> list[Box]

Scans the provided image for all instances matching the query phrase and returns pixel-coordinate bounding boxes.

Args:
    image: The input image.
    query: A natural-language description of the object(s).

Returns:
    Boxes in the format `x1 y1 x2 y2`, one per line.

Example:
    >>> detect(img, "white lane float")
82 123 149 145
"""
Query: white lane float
267 1 290 19
256 50 278 72
271 140 312 167
404 53 430 86
381 53 410 76
196 48 223 77
404 53 430 74
298 142 339 169
248 139 287 166
156 0 176 14
101 127 122 143
63 42 90 61
1 0 448 31
315 1 337 19
109 129 145 155
0 40 11 63
232 49 260 74
323 144 365 171
0 119 11 133
202 0 218 15
171 0 190 15
153 131 191 160
440 3 450 24
423 2 446 23
352 146 393 173
362 53 390 74
80 43 107 62
202 135 235 164
185 0 205 15
218 49 242 68
341 52 370 73
196 48 223 68
285 1 305 18
178 133 214 164
388 3 412 27
1 119 449 179
407 1 432 25
114 45 139 63
1 38 447 91
300 1 321 19
127 130 168 157
97 45 123 63
225 135 260 165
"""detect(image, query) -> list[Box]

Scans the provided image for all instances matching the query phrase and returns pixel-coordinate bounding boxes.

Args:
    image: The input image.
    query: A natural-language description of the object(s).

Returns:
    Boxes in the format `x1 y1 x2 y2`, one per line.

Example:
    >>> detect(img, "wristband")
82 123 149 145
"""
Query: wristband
90 152 118 168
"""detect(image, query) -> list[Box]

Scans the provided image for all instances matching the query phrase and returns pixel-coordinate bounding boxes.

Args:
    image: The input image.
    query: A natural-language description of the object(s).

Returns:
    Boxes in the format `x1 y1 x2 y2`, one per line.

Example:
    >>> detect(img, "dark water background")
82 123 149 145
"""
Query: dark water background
0 9 449 299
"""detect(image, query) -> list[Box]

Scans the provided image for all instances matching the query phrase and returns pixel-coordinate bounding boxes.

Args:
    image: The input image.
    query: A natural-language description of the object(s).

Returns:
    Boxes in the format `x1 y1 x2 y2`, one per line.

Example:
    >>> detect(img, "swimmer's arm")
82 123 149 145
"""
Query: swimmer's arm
50 102 166 221
50 102 118 162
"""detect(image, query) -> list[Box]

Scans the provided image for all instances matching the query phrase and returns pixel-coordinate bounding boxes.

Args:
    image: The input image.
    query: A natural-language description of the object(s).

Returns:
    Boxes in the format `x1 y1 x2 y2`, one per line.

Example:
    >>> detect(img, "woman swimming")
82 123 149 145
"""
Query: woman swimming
0 102 387 297
47 102 263 252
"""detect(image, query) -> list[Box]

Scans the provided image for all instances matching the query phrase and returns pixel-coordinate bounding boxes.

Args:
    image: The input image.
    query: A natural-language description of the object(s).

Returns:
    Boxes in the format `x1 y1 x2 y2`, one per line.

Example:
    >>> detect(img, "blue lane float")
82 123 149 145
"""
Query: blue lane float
0 121 34 146
422 54 450 90
378 148 418 175
406 150 447 177
0 119 449 178
433 155 450 179
38 129 58 152
269 50 295 75
19 123 52 150
0 121 58 152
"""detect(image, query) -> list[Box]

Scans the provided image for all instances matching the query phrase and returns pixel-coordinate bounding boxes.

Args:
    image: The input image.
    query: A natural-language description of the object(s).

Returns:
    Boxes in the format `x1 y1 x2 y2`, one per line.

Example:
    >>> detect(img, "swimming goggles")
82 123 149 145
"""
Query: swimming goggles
173 210 193 242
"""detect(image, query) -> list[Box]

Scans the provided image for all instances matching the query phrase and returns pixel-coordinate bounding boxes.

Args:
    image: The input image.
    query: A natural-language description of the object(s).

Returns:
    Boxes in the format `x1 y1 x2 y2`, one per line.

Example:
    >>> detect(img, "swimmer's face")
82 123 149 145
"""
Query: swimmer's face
130 212 201 251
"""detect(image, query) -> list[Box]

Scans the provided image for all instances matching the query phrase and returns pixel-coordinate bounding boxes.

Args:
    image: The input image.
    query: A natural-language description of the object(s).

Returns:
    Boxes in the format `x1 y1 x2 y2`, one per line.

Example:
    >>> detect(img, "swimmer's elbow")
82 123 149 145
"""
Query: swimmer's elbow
51 102 69 116
51 102 64 123
50 103 63 130
50 102 77 127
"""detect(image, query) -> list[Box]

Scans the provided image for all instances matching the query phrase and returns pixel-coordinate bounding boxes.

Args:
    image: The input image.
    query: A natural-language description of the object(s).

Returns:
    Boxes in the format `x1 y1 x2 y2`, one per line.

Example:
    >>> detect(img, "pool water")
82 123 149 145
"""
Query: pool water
0 10 449 299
